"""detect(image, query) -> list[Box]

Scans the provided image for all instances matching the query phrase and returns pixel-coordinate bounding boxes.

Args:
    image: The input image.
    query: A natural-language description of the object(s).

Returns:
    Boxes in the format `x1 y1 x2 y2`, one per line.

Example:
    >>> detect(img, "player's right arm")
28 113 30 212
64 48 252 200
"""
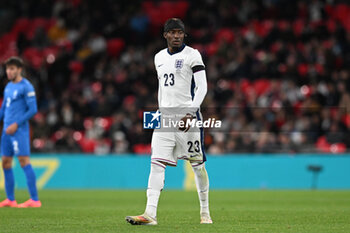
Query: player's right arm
0 100 5 122
154 53 162 108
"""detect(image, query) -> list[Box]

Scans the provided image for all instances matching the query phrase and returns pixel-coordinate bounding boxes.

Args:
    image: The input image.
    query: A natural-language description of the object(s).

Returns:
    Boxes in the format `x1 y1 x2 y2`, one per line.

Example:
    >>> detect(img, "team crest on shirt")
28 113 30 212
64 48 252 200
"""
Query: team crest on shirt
175 59 184 70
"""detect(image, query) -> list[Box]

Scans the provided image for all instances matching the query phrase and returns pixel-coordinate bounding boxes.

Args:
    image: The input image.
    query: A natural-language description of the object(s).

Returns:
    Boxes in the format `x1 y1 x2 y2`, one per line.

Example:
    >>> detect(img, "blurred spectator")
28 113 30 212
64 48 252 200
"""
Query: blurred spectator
112 131 129 154
55 127 81 152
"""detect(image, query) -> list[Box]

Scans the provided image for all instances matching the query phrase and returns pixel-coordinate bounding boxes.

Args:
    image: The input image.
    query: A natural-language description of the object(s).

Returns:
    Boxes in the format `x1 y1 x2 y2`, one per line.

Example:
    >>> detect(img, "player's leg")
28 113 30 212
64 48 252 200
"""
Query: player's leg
15 132 41 208
0 133 17 207
126 132 175 225
2 156 15 201
184 121 212 224
144 160 166 219
17 156 41 207
19 156 38 201
145 133 176 220
191 162 212 224
125 160 166 225
0 156 18 207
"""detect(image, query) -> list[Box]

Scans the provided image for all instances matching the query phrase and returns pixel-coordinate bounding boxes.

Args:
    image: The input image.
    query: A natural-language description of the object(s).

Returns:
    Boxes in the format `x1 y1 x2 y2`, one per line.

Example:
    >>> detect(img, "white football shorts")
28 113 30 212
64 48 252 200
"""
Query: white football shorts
151 125 206 166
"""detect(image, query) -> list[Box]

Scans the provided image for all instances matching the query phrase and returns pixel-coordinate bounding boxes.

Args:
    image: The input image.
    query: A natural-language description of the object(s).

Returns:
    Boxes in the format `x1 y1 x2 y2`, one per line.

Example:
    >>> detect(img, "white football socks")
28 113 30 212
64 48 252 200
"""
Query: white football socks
192 163 210 216
145 160 166 219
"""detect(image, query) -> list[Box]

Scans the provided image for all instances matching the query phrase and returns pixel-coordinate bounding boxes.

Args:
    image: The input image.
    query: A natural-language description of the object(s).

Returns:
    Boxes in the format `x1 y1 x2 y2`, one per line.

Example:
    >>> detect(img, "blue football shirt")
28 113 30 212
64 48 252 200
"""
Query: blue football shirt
0 78 38 131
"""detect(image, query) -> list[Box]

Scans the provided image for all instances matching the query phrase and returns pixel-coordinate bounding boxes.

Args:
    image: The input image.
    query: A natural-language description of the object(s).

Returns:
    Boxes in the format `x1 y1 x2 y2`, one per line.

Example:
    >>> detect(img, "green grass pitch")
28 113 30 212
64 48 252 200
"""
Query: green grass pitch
1 190 349 233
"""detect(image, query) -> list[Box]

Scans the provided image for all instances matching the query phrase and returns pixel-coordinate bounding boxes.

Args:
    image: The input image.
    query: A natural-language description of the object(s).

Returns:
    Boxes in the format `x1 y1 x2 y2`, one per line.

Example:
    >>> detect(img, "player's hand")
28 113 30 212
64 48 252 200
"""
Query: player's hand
179 114 194 132
6 123 18 135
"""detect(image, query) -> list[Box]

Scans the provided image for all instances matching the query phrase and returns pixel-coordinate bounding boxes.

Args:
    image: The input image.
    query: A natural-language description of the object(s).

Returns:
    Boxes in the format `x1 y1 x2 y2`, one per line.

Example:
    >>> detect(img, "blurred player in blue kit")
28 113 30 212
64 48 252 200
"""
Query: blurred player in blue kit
0 57 41 208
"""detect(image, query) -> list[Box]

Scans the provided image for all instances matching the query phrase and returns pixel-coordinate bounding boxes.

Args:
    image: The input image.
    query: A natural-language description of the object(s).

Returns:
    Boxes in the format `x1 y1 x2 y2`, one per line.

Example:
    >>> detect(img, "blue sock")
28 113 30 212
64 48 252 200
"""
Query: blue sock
3 168 15 201
22 164 39 201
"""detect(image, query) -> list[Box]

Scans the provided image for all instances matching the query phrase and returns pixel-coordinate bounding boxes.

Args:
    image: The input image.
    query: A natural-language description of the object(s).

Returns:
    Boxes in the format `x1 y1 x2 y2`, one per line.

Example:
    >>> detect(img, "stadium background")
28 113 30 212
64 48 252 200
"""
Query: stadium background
0 0 349 190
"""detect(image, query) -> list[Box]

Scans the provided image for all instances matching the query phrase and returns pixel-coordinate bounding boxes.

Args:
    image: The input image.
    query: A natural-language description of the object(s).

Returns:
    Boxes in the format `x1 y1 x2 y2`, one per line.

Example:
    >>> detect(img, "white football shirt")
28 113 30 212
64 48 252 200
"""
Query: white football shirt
154 45 205 108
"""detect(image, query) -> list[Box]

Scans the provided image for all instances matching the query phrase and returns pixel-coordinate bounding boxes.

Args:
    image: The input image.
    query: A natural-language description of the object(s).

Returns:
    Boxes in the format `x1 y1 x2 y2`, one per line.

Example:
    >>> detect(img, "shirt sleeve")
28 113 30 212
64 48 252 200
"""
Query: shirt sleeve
190 70 207 111
16 82 38 126
154 54 161 106
154 53 158 72
189 49 205 69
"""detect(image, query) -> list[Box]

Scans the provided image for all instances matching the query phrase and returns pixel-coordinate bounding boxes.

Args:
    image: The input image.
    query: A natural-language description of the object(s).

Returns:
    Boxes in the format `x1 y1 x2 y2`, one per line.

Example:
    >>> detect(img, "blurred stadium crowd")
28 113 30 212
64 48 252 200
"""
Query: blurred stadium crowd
0 0 349 154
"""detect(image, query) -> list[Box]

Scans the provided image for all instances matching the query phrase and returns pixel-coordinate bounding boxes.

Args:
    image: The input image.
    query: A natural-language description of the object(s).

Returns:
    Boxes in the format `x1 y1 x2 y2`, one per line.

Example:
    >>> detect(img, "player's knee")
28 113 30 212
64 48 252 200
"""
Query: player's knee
18 156 30 168
191 162 205 171
2 157 13 169
158 161 168 167
151 160 167 170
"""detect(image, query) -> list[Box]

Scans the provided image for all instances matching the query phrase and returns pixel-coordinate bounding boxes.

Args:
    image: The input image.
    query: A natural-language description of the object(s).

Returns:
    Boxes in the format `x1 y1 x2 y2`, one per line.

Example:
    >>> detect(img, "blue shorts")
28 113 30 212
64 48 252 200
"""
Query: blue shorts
1 130 30 157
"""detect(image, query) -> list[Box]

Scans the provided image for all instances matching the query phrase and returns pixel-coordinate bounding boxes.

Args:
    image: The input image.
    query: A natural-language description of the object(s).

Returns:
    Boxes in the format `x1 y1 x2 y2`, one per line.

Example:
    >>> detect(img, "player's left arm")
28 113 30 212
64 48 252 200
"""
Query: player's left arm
189 49 207 112
180 69 207 132
180 50 208 132
6 83 37 135
190 68 207 110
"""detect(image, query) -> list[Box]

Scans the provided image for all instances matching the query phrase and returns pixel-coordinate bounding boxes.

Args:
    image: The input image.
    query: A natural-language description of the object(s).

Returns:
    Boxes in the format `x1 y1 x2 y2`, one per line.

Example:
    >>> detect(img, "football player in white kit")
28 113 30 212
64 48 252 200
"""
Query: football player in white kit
126 18 212 225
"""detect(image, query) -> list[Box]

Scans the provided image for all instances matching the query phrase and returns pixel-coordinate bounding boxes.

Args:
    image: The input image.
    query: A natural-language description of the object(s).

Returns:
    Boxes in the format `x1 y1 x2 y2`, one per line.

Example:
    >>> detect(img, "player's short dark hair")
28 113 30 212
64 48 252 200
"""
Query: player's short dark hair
4 56 24 68
164 18 185 33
